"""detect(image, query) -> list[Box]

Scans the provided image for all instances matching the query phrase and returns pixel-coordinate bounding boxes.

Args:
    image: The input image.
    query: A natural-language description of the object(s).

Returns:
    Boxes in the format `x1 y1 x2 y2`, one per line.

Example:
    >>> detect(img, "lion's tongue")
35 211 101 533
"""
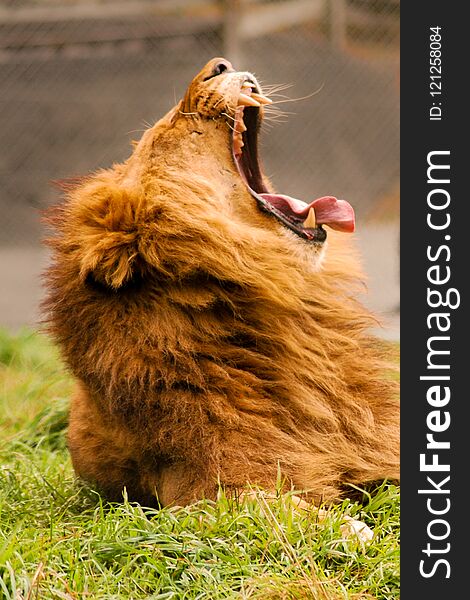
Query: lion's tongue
259 193 355 233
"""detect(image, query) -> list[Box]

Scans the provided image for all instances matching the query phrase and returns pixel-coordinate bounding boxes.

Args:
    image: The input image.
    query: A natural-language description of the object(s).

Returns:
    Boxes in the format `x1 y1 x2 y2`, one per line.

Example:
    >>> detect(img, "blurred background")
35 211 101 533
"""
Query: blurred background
0 0 399 337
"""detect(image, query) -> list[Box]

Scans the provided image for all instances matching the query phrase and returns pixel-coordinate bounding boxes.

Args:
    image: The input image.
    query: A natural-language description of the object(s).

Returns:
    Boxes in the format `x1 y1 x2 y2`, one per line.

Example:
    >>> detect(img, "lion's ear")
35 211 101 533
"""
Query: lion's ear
66 178 147 289
79 230 139 289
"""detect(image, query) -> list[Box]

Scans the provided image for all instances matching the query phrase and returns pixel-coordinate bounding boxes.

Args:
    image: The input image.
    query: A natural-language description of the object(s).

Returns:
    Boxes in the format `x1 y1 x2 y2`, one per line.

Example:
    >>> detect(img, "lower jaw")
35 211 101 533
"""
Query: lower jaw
233 153 327 245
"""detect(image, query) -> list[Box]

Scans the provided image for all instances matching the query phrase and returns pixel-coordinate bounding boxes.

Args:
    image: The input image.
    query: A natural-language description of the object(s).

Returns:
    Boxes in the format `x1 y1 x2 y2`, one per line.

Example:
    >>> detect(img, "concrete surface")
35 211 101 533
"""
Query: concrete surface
356 221 400 341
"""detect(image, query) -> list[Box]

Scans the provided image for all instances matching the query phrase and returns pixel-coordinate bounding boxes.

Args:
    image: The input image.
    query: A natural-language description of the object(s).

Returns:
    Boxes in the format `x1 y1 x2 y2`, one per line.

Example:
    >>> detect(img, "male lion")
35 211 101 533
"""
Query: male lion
44 58 399 511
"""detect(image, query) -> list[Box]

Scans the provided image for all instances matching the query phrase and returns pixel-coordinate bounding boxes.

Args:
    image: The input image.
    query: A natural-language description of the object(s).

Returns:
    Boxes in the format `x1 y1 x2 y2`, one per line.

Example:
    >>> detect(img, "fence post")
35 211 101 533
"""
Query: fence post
329 0 347 50
222 0 242 67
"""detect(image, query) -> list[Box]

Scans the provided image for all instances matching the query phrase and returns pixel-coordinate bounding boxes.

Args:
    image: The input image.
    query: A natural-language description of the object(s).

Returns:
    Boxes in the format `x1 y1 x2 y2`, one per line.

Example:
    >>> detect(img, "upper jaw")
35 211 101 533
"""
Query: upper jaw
232 78 272 158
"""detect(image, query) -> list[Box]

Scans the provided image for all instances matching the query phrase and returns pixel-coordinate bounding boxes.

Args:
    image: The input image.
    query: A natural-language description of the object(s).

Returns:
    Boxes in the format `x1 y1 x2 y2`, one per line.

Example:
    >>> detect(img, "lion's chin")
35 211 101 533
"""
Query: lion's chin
280 228 328 272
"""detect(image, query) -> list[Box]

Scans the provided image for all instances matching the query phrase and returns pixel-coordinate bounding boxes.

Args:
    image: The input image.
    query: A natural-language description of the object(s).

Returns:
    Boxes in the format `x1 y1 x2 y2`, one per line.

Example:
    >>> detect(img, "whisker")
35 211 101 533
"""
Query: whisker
258 80 325 108
221 111 236 122
262 108 292 126
271 84 325 105
213 96 225 110
265 93 296 100
264 106 293 118
264 115 294 123
264 112 290 120
225 100 240 114
222 117 237 134
263 115 290 126
260 82 295 95
261 120 276 130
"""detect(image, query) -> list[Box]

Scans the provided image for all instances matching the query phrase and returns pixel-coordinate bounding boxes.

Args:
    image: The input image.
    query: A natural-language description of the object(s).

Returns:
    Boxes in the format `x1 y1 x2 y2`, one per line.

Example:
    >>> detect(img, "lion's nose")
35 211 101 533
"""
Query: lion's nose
203 58 234 81
213 60 232 76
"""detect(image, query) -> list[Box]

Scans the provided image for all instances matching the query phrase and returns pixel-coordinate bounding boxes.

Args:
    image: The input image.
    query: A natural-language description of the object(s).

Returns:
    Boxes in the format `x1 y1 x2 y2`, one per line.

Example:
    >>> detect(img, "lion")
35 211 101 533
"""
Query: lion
43 58 399 515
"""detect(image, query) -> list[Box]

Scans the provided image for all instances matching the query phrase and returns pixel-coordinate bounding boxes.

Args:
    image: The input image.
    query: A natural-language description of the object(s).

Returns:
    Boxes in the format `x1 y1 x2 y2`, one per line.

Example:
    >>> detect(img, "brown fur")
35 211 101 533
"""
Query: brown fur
43 58 399 507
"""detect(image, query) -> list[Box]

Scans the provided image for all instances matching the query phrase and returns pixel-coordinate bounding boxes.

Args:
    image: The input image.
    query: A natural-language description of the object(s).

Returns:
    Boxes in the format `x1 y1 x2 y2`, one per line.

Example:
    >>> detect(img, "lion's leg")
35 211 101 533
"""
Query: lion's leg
67 385 157 505
144 461 215 508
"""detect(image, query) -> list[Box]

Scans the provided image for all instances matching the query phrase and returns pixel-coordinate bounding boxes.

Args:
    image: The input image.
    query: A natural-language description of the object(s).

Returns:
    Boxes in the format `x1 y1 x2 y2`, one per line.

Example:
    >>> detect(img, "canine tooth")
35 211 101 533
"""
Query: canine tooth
251 92 272 105
236 120 247 132
238 93 261 107
303 207 317 229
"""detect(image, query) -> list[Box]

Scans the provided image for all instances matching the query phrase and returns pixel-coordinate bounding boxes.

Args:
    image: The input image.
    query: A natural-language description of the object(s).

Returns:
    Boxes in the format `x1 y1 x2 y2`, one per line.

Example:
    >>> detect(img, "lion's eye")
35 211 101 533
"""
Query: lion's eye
203 62 230 81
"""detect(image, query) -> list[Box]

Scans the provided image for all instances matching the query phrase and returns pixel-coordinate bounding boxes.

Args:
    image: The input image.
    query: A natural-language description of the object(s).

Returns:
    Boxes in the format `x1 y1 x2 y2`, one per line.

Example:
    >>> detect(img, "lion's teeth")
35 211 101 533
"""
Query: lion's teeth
237 120 247 132
233 134 244 154
303 207 317 229
251 92 272 105
238 93 261 107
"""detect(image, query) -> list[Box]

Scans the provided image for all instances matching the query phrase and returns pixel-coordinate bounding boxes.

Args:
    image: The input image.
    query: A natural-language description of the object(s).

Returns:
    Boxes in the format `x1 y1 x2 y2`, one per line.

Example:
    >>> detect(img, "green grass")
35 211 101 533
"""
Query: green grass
0 329 399 600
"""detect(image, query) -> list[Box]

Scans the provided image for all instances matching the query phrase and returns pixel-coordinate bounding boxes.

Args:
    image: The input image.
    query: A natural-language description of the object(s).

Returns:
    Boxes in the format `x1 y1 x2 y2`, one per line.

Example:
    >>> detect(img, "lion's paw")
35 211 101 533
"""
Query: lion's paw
340 515 374 543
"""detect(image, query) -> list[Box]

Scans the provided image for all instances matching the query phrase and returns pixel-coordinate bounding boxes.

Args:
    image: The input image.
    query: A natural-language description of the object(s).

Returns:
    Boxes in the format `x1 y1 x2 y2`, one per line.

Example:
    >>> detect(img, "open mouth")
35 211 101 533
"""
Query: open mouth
232 81 355 243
